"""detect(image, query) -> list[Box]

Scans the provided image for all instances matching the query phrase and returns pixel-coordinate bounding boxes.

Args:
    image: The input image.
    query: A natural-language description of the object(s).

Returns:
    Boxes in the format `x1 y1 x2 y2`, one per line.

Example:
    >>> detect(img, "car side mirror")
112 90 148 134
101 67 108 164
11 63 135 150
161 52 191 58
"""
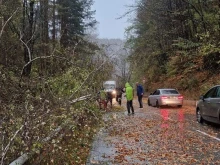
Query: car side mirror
199 96 204 100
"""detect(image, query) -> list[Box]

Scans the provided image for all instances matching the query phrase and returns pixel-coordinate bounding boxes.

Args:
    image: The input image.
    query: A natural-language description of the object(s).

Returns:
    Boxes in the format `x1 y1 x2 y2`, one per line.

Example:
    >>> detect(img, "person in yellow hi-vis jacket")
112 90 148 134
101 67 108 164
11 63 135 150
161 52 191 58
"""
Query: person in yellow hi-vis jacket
125 82 134 115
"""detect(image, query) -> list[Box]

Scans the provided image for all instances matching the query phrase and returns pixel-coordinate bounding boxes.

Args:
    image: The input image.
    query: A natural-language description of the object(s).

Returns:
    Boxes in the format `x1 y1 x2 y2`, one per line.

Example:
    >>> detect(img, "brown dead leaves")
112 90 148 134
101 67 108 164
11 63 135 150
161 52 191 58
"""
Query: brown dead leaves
97 105 220 164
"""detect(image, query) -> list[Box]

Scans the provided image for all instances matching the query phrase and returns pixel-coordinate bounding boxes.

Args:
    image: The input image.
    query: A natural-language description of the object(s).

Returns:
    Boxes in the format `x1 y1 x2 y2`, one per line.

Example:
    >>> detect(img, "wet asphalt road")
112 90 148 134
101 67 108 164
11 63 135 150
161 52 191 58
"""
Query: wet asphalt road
87 98 220 165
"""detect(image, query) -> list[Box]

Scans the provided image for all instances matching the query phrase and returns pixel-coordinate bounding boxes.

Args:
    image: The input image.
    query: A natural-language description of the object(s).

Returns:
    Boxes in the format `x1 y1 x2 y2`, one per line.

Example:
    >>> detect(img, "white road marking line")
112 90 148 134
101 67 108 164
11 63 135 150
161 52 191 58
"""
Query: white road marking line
196 130 220 142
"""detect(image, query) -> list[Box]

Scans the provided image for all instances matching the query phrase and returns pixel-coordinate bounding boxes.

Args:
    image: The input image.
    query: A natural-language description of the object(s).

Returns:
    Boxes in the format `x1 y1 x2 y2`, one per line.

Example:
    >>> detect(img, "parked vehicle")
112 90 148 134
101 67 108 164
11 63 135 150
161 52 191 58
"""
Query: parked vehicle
148 88 183 108
103 80 117 98
196 85 220 124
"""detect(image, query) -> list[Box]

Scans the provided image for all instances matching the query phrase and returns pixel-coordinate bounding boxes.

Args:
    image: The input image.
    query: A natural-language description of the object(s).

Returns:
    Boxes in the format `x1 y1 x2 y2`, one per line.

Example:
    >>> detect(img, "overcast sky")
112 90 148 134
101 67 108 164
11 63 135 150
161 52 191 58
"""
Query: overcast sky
92 0 135 39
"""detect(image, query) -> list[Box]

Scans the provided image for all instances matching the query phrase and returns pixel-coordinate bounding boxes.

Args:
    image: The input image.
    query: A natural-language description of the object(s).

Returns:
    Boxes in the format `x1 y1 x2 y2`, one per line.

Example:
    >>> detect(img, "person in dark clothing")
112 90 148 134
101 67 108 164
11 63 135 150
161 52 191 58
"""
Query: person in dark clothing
106 91 113 108
136 82 144 108
116 87 124 105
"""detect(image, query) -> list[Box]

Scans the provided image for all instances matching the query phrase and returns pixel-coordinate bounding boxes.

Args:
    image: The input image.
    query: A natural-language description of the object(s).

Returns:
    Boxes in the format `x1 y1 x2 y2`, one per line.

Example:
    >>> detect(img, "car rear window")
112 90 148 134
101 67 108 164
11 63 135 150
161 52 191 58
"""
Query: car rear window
161 90 179 94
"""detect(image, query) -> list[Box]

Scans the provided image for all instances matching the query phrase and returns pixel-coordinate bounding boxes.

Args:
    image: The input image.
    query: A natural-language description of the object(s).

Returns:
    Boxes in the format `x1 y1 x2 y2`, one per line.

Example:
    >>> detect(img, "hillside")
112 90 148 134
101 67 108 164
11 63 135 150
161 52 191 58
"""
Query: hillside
125 0 220 100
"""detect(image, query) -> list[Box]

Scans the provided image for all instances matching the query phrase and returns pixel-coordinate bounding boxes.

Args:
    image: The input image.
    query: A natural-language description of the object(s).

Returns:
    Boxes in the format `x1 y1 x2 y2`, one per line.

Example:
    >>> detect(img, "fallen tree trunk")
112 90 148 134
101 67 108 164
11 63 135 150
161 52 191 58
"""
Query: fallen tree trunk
9 95 91 165
9 126 62 165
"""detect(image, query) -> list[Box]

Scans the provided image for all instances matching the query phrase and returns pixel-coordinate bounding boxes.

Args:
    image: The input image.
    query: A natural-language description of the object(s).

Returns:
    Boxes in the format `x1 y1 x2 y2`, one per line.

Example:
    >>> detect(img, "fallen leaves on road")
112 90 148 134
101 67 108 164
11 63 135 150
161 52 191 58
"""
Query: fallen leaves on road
90 105 220 164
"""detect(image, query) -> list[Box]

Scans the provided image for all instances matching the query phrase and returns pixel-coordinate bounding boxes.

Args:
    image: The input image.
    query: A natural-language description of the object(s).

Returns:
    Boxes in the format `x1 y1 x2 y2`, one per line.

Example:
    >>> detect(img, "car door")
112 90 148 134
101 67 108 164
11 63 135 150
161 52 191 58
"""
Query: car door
149 90 156 106
152 90 160 106
202 87 217 118
209 86 220 118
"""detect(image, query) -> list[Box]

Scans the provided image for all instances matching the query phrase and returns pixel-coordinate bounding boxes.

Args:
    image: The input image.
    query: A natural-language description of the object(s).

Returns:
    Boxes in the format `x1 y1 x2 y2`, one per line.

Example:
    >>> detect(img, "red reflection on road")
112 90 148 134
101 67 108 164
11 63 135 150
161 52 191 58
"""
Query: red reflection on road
161 109 169 120
160 109 185 140
160 109 169 128
178 109 184 122
178 109 184 139
160 109 169 148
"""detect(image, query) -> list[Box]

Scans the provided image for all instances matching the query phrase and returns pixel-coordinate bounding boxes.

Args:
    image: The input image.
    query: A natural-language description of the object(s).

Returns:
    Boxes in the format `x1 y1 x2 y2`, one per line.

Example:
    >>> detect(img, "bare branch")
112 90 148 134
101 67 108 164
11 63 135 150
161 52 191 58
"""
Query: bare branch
72 39 82 55
116 7 136 20
9 94 91 165
1 125 24 165
69 58 108 99
69 94 91 104
19 31 32 64
0 8 19 39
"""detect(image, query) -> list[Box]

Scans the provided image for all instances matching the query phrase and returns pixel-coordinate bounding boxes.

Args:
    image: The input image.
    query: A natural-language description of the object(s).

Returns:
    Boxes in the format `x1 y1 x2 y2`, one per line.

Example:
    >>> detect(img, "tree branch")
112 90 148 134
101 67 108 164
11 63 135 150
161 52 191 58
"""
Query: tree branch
9 94 91 165
0 8 19 39
1 125 24 165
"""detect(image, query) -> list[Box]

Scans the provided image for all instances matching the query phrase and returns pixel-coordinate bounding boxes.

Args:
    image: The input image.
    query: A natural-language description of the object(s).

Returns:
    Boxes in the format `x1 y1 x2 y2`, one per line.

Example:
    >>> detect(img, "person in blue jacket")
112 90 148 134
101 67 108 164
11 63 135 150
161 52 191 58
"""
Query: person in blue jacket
136 82 144 108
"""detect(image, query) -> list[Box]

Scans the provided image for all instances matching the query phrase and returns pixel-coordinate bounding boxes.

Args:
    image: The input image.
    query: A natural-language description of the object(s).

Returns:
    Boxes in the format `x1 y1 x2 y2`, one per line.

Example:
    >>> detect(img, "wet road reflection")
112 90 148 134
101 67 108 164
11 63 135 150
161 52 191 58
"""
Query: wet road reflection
160 109 169 129
87 98 220 165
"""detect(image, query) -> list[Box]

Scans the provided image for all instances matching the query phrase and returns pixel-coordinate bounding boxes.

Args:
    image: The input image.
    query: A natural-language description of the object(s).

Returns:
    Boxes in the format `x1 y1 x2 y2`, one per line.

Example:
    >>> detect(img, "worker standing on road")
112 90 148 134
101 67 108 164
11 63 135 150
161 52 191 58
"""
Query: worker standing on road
116 87 124 103
125 82 134 115
136 82 144 108
106 91 113 108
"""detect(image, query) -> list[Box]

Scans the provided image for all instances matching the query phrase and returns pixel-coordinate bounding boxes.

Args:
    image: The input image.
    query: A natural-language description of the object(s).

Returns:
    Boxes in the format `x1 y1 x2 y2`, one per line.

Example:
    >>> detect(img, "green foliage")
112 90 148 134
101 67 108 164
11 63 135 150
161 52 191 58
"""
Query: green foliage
172 38 201 50
0 0 117 164
202 52 220 72
200 84 214 96
57 0 96 47
199 43 220 56
47 67 89 98
126 0 220 98
177 77 199 90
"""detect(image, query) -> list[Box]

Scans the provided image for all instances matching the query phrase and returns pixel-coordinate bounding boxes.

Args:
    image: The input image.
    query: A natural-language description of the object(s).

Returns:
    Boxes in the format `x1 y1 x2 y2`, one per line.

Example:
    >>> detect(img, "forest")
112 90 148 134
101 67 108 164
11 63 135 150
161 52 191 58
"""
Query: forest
0 0 116 164
127 0 220 98
0 0 220 164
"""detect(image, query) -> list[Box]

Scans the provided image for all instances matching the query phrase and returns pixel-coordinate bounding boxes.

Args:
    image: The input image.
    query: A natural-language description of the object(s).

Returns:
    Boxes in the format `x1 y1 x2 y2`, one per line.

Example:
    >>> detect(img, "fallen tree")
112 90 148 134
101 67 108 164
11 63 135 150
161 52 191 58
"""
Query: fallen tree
9 95 91 165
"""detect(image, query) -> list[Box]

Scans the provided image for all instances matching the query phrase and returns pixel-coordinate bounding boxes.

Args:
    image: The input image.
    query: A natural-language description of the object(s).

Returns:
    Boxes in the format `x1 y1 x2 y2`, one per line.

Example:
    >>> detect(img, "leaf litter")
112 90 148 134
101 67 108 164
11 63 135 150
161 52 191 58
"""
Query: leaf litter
88 104 220 165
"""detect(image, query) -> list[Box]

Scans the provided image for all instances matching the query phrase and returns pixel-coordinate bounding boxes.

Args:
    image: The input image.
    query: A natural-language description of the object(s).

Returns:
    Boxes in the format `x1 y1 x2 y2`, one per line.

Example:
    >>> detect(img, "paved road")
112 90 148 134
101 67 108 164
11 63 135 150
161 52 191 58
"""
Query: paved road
87 97 220 165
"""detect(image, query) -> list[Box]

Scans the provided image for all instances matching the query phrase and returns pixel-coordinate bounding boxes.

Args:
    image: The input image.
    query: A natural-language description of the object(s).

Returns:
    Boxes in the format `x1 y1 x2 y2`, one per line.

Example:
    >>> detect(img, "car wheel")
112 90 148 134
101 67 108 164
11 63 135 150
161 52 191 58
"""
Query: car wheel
156 101 160 108
148 99 151 106
196 108 203 123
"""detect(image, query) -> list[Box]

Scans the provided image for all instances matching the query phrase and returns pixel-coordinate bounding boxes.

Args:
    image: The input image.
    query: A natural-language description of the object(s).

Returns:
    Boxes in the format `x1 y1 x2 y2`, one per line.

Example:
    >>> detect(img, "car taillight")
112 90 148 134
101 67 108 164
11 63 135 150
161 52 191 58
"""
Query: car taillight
178 95 183 99
161 96 168 99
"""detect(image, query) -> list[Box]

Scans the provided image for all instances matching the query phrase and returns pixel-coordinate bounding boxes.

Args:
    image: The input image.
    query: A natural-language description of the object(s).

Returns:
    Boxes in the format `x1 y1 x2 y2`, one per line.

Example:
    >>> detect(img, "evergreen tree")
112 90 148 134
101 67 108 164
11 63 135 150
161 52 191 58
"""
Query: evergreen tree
58 0 96 47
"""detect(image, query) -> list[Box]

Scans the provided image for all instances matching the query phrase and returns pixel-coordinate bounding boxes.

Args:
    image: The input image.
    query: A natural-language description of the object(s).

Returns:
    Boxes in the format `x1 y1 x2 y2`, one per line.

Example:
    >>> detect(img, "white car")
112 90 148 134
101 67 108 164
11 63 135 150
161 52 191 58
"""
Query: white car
148 88 183 108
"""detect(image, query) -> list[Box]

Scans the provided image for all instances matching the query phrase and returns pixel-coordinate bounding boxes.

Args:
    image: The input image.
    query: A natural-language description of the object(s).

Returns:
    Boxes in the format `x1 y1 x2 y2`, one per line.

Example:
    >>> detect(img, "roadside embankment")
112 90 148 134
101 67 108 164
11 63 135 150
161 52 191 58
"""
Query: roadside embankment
183 100 197 107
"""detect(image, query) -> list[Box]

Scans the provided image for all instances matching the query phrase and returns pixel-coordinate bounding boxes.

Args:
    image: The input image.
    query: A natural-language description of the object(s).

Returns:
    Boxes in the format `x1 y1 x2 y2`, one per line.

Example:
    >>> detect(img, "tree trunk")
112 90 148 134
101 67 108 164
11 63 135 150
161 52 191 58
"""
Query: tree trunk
198 0 207 32
52 0 56 48
22 0 35 76
39 0 49 76
0 0 3 29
